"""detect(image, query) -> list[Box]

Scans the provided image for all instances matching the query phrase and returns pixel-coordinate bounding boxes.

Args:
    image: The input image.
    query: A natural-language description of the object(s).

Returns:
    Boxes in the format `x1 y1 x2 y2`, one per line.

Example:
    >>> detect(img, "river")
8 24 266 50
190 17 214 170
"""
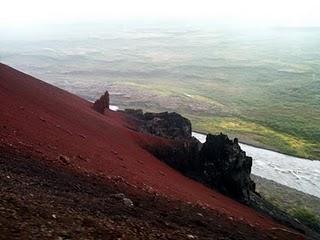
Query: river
192 132 320 198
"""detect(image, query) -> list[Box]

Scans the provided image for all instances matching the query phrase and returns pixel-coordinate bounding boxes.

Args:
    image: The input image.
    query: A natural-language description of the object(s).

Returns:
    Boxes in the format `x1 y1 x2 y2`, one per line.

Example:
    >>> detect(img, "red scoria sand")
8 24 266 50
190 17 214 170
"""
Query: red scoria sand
0 63 307 239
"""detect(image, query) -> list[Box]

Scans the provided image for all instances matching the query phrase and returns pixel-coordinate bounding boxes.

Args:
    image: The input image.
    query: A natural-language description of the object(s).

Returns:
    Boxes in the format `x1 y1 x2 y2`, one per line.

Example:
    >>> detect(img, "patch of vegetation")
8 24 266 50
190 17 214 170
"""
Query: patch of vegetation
253 175 320 232
110 78 320 159
112 73 320 159
188 115 319 159
289 207 320 231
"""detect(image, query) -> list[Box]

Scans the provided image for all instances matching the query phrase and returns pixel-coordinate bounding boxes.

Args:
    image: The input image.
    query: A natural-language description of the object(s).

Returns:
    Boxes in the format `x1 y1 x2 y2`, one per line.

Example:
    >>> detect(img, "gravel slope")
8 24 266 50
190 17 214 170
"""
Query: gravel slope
0 149 306 240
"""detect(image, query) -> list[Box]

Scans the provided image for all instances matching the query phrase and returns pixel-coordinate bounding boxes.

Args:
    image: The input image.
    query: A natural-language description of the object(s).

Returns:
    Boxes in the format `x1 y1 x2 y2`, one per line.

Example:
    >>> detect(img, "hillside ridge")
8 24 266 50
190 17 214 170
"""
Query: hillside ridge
0 63 310 239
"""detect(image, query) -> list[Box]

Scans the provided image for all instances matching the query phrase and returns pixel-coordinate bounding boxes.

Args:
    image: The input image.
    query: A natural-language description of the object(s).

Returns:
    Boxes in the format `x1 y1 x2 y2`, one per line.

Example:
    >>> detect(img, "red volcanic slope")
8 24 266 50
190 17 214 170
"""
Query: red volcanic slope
0 63 303 239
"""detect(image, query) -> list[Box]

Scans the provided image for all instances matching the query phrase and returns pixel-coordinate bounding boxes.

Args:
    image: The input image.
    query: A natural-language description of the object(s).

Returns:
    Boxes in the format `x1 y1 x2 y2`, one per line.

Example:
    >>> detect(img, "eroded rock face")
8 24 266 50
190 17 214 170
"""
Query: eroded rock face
124 109 192 140
147 137 202 173
199 133 255 202
148 133 255 202
93 91 109 114
123 108 255 202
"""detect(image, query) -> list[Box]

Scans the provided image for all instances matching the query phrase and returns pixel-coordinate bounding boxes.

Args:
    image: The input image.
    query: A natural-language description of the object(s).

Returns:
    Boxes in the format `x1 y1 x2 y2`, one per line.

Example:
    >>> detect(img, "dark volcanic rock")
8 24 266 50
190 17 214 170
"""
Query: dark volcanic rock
124 108 255 202
148 137 202 173
142 112 192 140
199 133 255 202
151 133 255 202
124 109 192 140
93 91 109 114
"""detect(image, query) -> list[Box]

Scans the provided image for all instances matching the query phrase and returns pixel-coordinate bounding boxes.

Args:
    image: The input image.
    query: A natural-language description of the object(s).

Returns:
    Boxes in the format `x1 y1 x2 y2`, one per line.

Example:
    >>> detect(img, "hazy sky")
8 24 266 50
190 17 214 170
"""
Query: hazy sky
1 0 320 27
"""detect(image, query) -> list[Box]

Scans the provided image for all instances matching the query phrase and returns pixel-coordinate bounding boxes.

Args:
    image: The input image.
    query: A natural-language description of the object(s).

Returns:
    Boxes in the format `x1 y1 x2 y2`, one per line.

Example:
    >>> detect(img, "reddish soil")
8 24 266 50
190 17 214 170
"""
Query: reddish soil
0 63 306 239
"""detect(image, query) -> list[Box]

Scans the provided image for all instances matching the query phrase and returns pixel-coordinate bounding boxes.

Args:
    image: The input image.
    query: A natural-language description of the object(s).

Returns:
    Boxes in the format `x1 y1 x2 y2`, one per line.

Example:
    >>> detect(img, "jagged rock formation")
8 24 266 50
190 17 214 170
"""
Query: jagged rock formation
93 91 109 114
147 134 255 202
124 109 255 202
124 109 192 140
199 134 255 202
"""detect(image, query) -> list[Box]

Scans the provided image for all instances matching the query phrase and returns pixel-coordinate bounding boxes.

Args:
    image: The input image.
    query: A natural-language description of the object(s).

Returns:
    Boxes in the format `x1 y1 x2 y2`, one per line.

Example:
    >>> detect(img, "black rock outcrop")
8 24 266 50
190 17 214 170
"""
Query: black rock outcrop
199 133 255 202
93 91 109 114
124 109 192 140
149 133 255 202
123 108 255 202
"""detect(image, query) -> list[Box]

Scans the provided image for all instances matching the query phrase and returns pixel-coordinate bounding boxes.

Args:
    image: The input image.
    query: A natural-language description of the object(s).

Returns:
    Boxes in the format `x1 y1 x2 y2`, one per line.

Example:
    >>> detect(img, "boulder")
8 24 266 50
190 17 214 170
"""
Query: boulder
93 91 109 114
